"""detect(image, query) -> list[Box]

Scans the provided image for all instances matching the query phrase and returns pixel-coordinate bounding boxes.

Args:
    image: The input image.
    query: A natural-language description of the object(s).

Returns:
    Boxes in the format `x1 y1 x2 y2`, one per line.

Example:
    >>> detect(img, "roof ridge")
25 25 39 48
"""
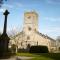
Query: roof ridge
36 31 55 41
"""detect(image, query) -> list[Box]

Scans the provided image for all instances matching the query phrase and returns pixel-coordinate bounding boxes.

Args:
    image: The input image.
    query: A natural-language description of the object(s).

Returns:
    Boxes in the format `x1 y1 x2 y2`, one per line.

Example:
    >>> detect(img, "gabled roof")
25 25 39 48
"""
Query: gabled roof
36 31 56 42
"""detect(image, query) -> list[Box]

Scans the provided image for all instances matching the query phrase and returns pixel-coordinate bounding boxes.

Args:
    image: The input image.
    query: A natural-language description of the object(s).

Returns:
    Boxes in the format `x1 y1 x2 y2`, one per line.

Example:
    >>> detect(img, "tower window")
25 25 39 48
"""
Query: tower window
27 36 30 40
28 27 31 31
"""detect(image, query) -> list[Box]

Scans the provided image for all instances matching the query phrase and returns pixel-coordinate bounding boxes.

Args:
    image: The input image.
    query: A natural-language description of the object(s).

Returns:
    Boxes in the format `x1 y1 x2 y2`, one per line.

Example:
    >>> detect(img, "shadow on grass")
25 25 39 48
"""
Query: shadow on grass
0 52 16 59
34 53 60 60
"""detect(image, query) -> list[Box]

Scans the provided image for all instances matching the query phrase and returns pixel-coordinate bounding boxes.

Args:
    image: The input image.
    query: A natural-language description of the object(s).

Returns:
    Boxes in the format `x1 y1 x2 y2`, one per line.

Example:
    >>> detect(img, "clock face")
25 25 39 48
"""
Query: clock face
25 15 34 24
25 16 33 23
27 16 31 19
28 27 31 31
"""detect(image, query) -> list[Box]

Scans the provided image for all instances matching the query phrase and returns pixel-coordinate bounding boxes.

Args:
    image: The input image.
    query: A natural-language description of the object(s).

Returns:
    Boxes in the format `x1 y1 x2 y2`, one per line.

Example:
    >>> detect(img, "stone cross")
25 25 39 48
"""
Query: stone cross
3 10 9 34
0 10 10 57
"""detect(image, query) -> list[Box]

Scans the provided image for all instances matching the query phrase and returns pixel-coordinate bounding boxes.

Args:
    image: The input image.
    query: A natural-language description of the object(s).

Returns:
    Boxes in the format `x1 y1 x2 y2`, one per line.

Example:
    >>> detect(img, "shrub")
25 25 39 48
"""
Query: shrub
29 45 49 53
18 48 29 53
11 44 16 53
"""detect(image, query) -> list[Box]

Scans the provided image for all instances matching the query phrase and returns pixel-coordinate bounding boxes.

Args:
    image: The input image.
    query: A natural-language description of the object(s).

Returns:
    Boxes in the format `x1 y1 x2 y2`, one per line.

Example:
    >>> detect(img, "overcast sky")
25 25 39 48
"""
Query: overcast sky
0 0 60 39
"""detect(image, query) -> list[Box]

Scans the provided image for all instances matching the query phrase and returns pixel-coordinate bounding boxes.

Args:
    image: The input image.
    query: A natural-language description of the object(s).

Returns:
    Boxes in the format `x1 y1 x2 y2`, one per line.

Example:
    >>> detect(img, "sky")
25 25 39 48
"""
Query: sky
0 0 60 39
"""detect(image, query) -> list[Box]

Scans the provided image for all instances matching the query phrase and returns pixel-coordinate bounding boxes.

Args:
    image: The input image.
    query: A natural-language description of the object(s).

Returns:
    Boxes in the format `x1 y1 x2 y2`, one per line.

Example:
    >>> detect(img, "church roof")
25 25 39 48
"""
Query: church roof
36 31 56 42
10 31 55 42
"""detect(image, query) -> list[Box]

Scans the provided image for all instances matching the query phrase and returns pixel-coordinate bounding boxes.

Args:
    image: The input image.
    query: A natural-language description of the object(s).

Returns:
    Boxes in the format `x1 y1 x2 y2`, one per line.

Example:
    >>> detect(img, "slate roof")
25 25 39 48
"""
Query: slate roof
36 31 56 42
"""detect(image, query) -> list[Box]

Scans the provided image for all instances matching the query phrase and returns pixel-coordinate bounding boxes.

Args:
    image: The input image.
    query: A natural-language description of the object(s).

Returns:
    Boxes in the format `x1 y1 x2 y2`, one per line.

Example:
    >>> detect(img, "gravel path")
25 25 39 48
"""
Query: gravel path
0 56 34 60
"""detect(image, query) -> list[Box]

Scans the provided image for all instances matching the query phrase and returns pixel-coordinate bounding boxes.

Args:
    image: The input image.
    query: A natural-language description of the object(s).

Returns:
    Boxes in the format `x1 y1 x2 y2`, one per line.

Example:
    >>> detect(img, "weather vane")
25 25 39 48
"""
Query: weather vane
0 0 7 7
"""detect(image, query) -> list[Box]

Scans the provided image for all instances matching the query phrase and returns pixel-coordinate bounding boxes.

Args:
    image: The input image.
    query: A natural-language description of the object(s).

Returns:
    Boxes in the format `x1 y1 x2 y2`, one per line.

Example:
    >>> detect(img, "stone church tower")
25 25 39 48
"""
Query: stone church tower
23 11 38 45
9 11 56 52
24 11 38 31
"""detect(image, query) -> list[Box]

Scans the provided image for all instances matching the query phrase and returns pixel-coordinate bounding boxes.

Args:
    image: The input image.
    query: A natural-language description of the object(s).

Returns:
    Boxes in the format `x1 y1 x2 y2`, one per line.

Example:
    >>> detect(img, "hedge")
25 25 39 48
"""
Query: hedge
29 45 49 53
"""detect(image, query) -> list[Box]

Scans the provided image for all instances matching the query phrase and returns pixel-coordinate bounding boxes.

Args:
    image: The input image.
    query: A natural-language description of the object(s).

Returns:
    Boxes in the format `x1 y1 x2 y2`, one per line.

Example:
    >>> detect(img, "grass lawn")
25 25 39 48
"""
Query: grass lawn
16 53 60 60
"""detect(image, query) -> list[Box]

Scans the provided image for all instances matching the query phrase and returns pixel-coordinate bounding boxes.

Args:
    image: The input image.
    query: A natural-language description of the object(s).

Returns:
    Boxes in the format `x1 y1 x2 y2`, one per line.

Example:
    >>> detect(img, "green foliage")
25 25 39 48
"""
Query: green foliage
16 53 60 60
29 45 49 53
18 48 30 53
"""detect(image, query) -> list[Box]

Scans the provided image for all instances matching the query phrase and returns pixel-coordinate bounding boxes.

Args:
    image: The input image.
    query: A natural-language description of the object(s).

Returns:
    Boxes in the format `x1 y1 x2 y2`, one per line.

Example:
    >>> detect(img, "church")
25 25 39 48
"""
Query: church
9 11 56 52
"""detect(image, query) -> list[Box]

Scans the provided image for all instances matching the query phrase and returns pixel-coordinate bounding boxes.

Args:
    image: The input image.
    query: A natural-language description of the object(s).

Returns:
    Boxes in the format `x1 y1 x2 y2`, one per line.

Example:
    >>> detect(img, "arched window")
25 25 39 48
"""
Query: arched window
27 16 31 19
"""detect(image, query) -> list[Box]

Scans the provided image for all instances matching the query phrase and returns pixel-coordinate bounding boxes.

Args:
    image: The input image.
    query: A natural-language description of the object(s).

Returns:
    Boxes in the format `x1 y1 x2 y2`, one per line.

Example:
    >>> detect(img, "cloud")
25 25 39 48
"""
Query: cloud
2 4 14 8
40 27 60 34
46 0 60 4
44 17 60 22
0 8 6 12
15 2 23 7
2 3 23 9
46 27 60 33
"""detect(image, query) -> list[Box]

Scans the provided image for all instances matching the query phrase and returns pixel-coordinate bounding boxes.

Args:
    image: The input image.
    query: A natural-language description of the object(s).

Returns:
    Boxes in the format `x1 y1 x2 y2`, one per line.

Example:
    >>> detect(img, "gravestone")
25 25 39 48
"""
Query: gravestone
0 10 10 57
